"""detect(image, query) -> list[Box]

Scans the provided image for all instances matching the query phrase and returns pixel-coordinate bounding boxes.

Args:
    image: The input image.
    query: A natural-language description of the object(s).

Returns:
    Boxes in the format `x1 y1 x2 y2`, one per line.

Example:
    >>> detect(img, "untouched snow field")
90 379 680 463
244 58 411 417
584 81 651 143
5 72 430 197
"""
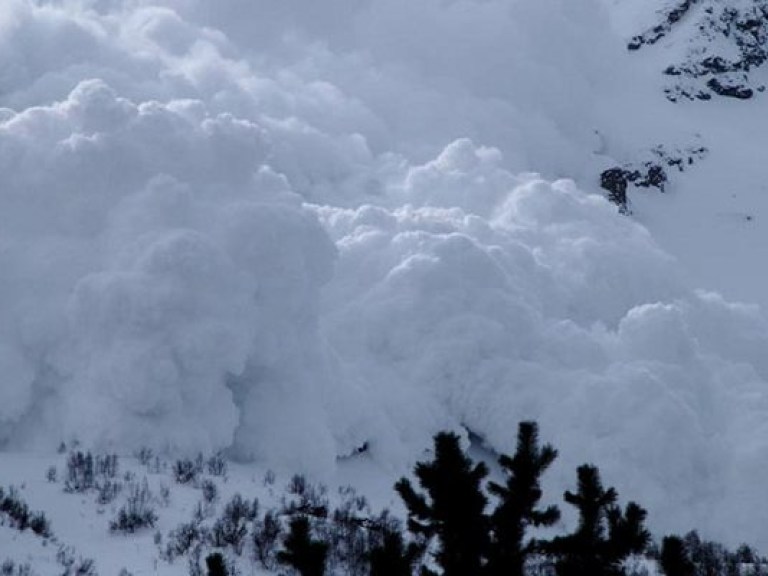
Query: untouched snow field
2 0 768 550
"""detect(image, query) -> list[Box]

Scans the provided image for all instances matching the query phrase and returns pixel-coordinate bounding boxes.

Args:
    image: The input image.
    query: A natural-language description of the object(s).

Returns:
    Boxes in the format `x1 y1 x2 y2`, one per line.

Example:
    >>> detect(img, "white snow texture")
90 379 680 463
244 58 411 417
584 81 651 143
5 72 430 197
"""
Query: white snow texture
2 0 768 545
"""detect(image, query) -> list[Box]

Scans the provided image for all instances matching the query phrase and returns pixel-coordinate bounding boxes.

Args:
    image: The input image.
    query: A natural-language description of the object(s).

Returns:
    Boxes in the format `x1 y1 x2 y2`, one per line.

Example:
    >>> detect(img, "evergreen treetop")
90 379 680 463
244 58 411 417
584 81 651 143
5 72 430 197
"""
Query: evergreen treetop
395 431 489 576
277 515 328 576
486 420 560 576
550 464 649 576
660 535 695 576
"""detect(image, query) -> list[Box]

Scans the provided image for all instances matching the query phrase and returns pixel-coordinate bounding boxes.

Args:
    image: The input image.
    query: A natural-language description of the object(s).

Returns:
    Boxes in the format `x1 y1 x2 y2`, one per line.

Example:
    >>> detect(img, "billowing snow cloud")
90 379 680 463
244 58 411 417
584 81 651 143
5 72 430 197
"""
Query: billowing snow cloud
2 0 768 547
0 77 342 461
318 145 768 539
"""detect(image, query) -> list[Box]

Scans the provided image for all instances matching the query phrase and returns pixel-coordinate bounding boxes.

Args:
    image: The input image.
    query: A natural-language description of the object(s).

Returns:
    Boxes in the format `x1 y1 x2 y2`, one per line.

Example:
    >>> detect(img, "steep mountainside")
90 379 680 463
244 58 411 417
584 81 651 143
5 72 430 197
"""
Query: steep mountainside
2 0 768 557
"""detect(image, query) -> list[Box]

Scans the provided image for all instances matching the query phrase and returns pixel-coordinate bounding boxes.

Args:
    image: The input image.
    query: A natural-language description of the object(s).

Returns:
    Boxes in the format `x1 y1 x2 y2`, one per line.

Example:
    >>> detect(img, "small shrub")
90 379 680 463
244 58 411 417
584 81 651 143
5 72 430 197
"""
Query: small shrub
0 486 51 537
166 521 205 559
109 479 157 534
46 466 57 483
205 553 228 576
69 558 96 576
327 488 372 576
287 474 307 496
253 509 282 570
56 546 97 576
173 459 201 485
1 560 33 576
64 452 95 493
96 480 121 505
187 544 204 576
95 454 118 479
136 447 154 467
211 495 258 555
159 484 171 507
201 480 218 505
28 511 52 538
282 476 328 519
206 453 227 477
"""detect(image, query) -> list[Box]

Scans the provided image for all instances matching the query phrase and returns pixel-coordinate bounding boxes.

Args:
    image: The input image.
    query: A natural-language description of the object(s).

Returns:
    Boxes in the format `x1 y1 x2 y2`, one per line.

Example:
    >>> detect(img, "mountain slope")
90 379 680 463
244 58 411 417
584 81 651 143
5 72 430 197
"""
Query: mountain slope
1 0 768 550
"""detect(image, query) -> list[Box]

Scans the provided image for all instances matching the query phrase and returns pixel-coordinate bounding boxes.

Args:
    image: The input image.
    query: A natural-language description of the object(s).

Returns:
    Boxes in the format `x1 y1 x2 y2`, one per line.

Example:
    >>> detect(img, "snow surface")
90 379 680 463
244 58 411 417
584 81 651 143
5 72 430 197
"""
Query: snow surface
0 451 404 576
2 0 768 549
0 450 662 576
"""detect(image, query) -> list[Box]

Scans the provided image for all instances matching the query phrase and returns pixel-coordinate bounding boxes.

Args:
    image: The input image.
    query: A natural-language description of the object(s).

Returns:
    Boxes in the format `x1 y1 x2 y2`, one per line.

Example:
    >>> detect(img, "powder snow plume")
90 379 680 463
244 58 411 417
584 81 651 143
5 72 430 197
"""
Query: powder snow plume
2 0 768 546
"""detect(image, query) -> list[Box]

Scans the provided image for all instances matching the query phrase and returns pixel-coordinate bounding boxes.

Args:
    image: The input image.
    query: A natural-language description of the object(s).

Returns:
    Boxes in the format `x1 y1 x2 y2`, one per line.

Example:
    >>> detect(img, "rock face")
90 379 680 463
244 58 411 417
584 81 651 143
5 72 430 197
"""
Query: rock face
628 0 702 50
600 145 708 213
600 145 708 214
629 0 768 102
598 0 766 210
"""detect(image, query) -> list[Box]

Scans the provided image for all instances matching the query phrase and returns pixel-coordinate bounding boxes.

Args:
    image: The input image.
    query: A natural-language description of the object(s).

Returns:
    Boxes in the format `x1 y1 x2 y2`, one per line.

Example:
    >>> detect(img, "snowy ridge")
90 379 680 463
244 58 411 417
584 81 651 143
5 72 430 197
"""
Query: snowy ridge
628 0 768 101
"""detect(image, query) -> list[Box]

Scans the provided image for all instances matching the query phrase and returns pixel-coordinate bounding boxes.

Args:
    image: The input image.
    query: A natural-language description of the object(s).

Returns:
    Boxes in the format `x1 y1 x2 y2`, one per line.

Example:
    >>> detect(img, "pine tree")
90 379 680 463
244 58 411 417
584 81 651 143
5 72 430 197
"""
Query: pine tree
395 431 489 576
550 464 649 576
551 464 618 576
486 421 560 576
659 536 695 576
277 516 328 576
607 502 651 561
205 553 228 576
369 525 418 576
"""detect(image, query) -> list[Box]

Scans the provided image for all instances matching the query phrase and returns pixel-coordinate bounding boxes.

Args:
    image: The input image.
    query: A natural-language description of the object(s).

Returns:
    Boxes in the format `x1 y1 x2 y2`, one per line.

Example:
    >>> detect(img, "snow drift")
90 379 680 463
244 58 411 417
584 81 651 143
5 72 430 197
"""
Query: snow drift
2 0 768 545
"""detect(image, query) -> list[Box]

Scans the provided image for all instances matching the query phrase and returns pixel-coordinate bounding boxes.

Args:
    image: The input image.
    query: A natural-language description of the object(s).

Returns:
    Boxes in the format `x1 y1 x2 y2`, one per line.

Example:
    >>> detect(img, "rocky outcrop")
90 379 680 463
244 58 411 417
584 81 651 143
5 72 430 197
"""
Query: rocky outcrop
628 0 702 50
629 1 768 102
600 145 708 213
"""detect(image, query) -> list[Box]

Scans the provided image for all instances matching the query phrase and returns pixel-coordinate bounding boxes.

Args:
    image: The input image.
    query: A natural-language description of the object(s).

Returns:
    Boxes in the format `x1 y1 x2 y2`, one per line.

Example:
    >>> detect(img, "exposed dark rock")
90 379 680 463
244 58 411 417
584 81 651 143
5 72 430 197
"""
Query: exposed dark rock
629 0 768 101
637 164 668 190
600 145 707 213
706 78 754 99
600 168 632 214
628 0 702 50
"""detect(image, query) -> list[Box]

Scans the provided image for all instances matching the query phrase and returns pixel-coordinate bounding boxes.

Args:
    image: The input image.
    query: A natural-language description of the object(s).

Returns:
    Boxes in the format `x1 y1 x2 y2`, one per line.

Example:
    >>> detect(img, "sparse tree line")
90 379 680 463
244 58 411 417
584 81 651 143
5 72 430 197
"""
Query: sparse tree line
162 421 768 576
388 423 768 576
12 427 768 576
391 422 651 576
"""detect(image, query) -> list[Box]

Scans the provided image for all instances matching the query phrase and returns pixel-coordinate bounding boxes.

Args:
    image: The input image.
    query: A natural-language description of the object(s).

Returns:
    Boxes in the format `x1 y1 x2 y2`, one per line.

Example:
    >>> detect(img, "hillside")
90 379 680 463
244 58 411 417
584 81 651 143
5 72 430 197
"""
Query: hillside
2 0 768 560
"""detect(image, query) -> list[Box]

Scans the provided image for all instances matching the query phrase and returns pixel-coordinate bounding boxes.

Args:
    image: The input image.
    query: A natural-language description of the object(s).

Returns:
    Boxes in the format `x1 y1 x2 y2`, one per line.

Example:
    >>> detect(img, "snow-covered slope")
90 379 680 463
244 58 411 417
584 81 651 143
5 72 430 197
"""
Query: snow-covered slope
2 0 768 550
601 0 768 307
0 449 413 576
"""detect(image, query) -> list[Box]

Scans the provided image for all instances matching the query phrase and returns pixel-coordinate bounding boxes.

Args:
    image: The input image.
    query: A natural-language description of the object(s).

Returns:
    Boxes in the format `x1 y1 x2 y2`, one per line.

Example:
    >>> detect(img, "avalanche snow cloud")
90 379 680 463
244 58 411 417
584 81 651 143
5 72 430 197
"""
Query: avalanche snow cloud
2 0 768 544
